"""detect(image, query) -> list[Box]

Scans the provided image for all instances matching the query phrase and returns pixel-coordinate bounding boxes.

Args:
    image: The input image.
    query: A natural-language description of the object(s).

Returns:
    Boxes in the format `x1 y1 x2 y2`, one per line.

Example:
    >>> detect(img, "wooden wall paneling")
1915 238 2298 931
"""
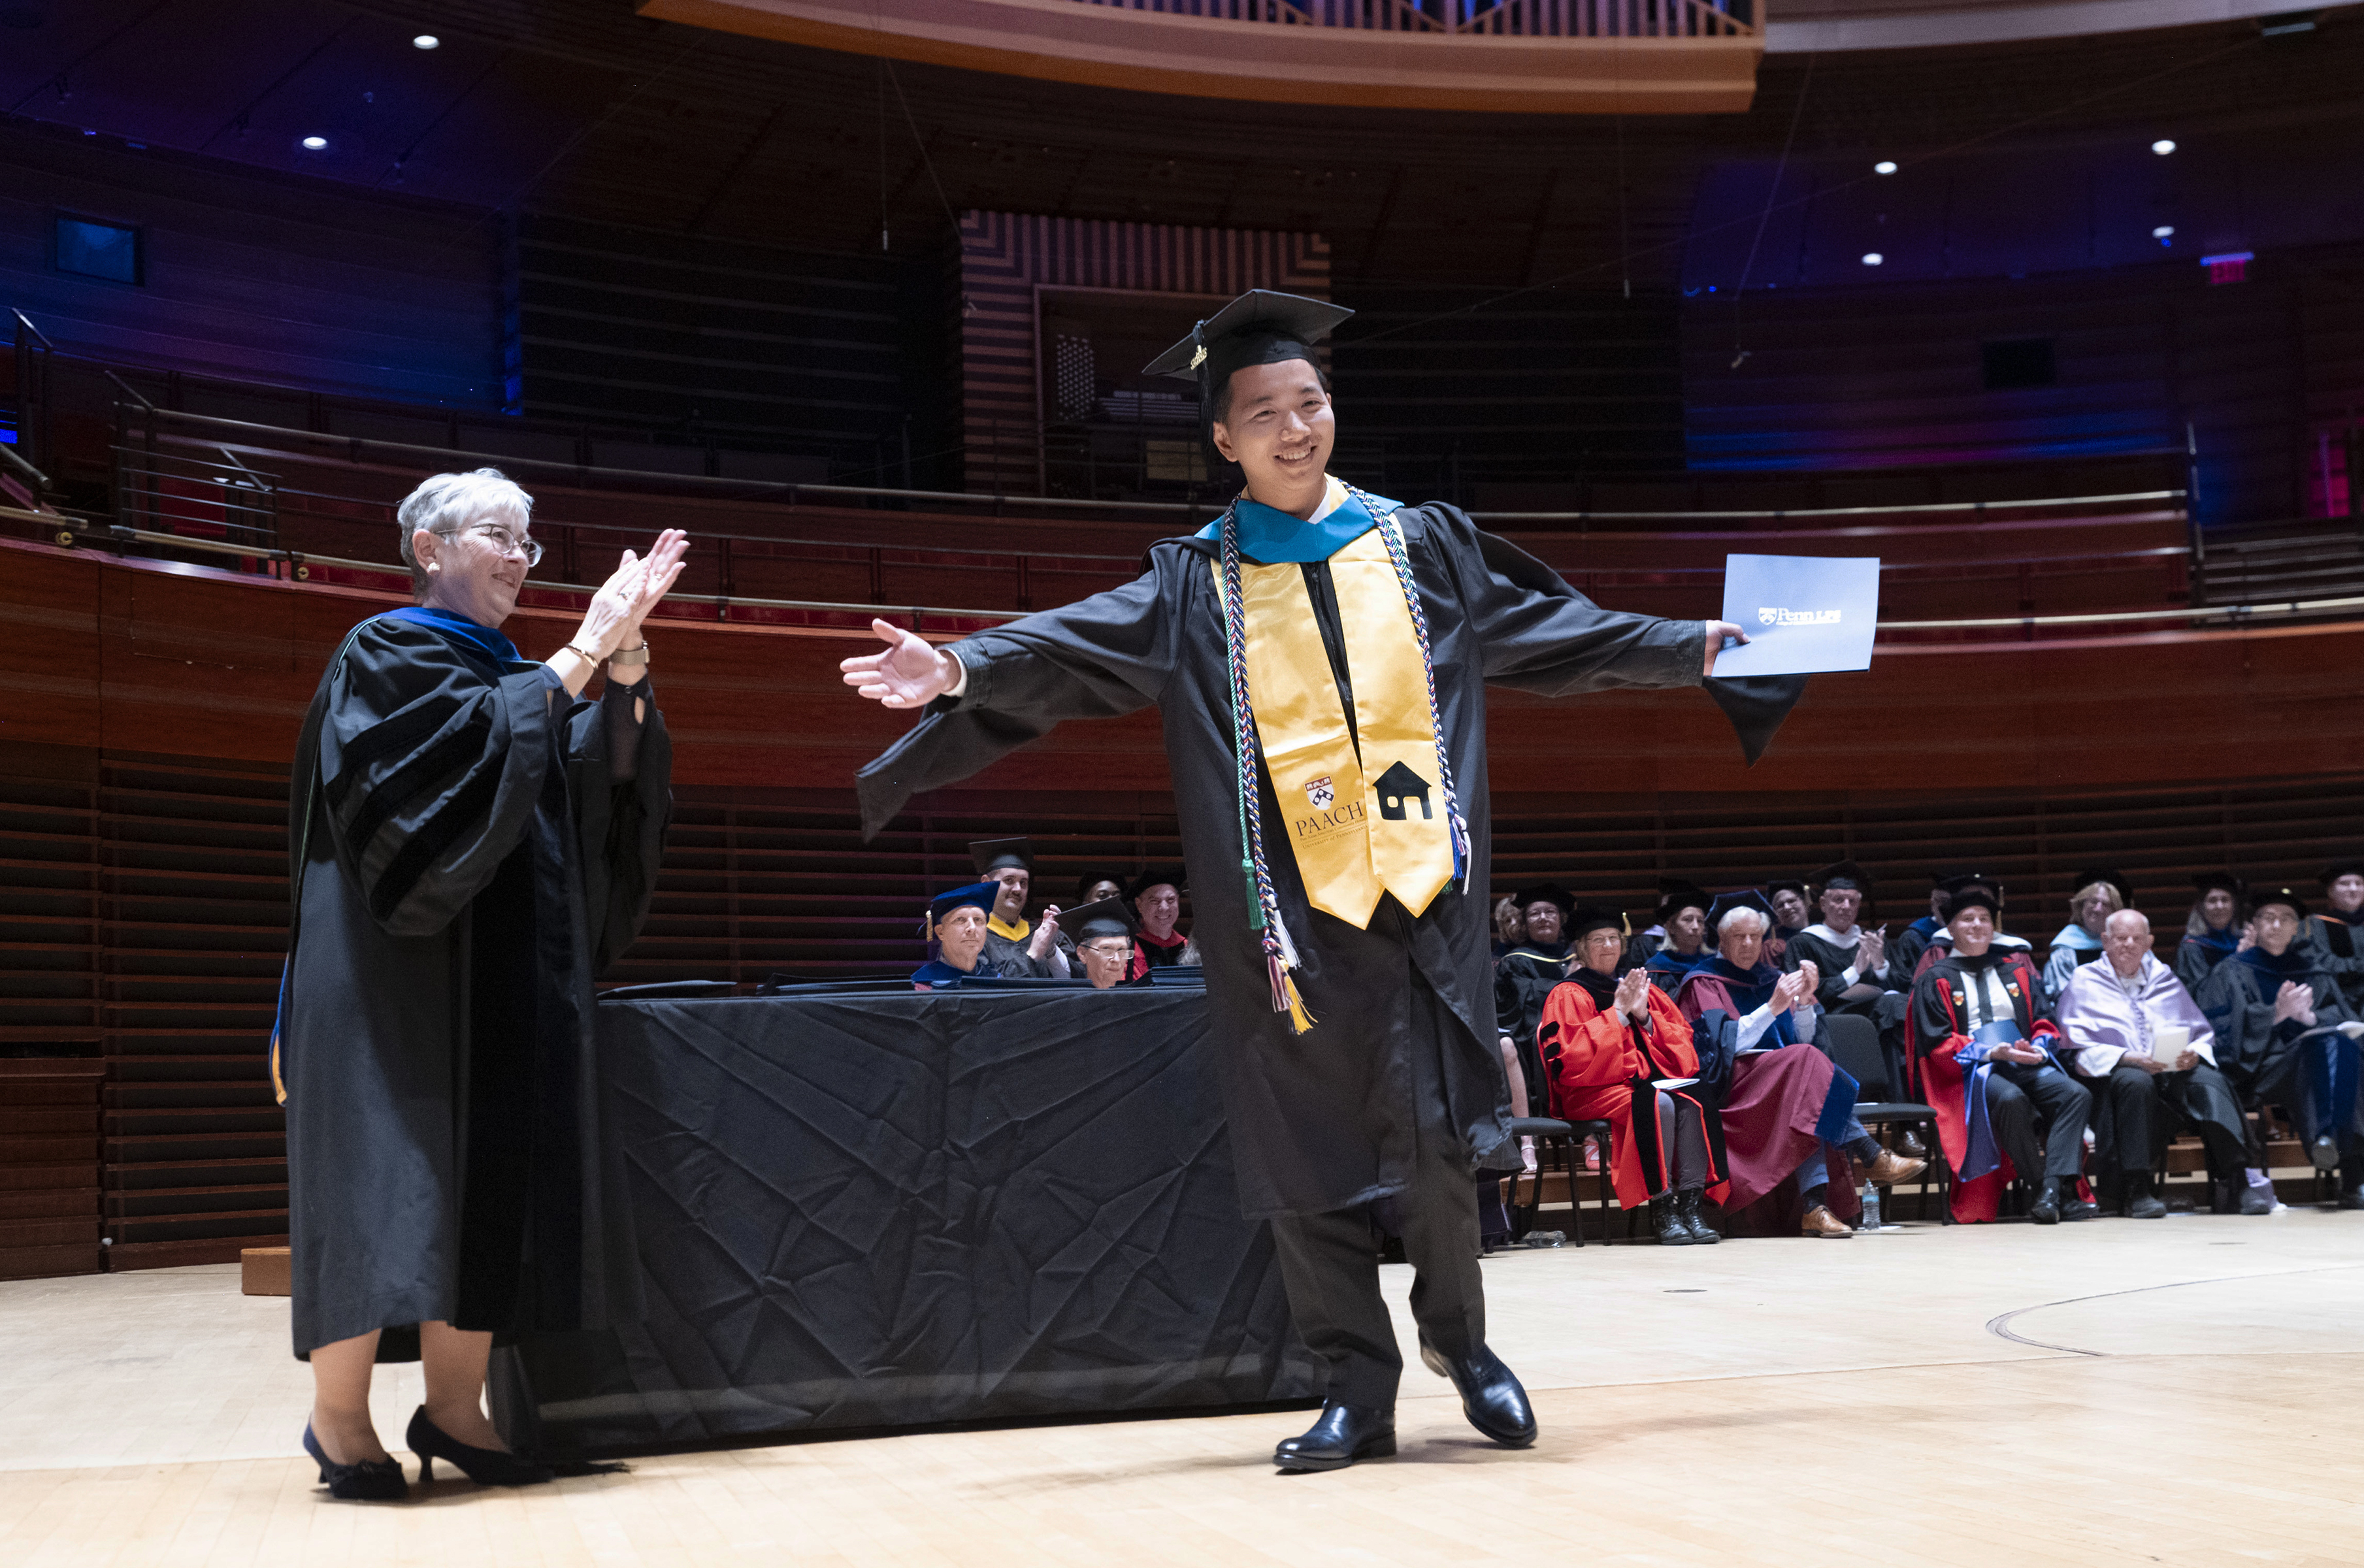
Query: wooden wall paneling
0 1060 105 1280
97 753 289 1270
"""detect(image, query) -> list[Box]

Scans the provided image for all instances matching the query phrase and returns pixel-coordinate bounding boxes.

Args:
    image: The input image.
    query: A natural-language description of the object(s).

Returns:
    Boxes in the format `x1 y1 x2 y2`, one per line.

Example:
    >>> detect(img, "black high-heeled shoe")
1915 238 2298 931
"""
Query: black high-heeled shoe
405 1407 555 1487
302 1422 408 1501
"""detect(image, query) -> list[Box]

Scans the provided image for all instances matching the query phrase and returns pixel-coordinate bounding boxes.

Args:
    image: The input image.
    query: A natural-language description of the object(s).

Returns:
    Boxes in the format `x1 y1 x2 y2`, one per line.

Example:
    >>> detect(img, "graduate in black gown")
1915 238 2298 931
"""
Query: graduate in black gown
280 469 684 1500
842 289 1801 1472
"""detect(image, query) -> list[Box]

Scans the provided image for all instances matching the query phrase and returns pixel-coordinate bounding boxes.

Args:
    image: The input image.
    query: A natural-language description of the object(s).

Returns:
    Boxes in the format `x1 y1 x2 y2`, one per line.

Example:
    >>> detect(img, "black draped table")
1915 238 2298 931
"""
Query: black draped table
489 985 1318 1458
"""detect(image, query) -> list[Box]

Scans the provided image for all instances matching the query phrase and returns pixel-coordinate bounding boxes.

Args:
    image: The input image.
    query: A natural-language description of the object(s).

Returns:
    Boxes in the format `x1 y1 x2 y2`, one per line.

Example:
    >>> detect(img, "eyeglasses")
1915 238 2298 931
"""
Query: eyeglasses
441 522 542 566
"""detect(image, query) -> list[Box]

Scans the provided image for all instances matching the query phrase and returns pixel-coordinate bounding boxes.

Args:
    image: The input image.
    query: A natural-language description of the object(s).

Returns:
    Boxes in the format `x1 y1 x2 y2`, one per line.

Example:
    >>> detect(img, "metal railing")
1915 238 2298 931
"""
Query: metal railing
1068 0 1756 36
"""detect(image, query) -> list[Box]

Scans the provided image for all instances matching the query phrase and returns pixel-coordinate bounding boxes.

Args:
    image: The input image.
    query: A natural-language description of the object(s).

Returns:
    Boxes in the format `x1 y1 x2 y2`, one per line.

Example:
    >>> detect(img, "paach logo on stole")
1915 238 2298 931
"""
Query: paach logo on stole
1302 775 1334 811
1757 606 1843 626
1293 792 1364 841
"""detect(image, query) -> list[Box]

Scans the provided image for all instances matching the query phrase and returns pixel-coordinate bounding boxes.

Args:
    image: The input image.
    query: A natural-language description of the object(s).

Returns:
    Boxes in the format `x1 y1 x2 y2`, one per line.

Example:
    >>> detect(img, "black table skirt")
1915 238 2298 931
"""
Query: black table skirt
491 987 1319 1457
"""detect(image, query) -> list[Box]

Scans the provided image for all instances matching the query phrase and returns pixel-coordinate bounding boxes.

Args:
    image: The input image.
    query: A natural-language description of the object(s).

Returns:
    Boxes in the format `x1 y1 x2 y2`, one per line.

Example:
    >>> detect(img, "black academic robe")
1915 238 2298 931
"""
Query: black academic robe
281 616 669 1357
1783 926 1897 1011
2197 946 2361 1142
856 502 1800 1218
2173 926 2241 992
2306 912 2364 1010
1491 943 1569 1111
983 925 1054 978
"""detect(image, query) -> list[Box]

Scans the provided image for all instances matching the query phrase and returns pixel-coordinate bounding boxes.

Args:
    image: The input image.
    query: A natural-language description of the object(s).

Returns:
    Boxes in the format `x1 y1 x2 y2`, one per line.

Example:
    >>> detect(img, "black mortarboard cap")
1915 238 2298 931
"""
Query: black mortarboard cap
1075 868 1132 902
2192 871 2244 899
1706 889 1775 934
1061 896 1140 943
1568 906 1625 942
1945 886 2002 923
1655 879 1713 921
968 838 1034 875
1513 883 1576 917
1813 860 1872 894
2251 885 2307 919
2318 858 2364 888
1938 870 2006 906
1130 864 1188 902
1143 290 1352 447
1767 879 1807 900
2069 868 2135 908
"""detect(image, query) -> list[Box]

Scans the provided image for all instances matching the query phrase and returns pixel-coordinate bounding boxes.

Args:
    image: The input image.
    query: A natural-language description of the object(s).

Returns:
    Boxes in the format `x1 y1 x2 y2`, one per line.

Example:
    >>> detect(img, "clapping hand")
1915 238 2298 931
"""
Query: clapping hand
1026 906 1063 962
1772 968 1813 1012
1613 967 1654 1022
1796 958 1821 998
576 529 690 662
2272 979 2318 1028
841 618 962 709
1857 926 1886 974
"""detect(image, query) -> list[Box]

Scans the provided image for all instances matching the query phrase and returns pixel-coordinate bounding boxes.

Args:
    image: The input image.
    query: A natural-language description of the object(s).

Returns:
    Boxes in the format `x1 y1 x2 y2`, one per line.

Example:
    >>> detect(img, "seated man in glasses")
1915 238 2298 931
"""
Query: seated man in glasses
1067 897 1145 990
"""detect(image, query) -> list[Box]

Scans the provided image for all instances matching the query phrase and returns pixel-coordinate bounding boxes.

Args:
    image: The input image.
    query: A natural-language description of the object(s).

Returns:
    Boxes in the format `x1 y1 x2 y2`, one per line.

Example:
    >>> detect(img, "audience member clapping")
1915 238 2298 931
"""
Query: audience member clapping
968 838 1069 977
1784 861 1897 1012
2198 885 2364 1207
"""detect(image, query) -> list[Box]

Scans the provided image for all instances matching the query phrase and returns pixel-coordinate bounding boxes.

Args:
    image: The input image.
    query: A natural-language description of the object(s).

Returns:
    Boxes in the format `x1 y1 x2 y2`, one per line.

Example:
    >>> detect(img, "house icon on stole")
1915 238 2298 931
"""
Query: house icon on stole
1373 761 1434 822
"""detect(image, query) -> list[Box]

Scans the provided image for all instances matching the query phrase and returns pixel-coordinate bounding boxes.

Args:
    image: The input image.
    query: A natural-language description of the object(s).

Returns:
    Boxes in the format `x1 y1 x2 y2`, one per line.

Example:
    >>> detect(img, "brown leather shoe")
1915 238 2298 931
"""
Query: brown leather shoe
1860 1149 1928 1185
1801 1204 1854 1237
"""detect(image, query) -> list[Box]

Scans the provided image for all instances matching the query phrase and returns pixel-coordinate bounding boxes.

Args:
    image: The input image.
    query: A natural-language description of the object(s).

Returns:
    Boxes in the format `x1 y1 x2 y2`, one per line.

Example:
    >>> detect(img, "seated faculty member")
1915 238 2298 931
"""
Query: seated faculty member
1767 879 1811 966
2198 885 2364 1205
1127 865 1190 976
1494 883 1576 1117
1066 896 1144 989
2041 868 2130 1002
1912 887 2095 1224
1675 892 1924 1237
970 837 1069 977
913 881 1004 988
1784 861 1897 1013
2058 909 2260 1218
1641 881 1715 993
1540 909 1726 1247
840 287 1792 1473
2309 858 2364 1011
2175 872 2246 992
280 469 685 1501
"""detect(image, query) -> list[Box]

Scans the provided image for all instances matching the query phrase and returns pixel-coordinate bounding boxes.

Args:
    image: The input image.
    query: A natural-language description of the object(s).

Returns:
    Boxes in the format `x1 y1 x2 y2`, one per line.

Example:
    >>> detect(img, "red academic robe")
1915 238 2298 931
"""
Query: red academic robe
1671 969 1860 1221
1911 949 2064 1223
1539 979 1729 1210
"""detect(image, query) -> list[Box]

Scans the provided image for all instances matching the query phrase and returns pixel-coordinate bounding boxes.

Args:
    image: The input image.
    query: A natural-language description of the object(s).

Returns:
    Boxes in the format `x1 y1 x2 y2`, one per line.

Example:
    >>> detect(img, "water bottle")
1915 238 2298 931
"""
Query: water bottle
1858 1181 1881 1232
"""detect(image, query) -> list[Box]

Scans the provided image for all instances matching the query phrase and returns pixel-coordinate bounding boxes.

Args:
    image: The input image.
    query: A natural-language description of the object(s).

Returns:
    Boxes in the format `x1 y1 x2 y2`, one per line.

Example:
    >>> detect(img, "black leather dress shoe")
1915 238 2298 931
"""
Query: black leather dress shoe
1419 1337 1538 1449
1274 1401 1396 1473
2029 1178 2061 1225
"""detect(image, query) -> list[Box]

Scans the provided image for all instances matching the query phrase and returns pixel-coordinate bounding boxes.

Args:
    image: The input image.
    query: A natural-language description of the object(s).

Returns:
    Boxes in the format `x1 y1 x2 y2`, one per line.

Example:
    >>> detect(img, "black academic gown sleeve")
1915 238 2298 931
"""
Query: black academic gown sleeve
855 506 1800 1219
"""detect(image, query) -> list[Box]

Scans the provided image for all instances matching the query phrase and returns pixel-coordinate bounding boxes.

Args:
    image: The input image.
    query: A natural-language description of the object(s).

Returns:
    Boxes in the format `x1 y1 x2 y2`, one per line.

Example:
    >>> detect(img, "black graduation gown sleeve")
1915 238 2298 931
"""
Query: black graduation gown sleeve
315 621 560 936
569 674 673 973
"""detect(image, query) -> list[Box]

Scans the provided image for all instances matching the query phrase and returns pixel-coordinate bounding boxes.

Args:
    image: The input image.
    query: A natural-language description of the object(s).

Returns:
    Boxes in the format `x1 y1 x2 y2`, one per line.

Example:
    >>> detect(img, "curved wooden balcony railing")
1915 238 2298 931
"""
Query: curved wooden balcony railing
638 0 1763 114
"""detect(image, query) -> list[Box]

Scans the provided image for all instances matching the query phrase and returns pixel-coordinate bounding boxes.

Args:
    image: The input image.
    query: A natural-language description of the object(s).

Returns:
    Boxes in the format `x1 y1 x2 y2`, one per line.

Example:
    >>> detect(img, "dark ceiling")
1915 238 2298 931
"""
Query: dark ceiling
3 0 2361 289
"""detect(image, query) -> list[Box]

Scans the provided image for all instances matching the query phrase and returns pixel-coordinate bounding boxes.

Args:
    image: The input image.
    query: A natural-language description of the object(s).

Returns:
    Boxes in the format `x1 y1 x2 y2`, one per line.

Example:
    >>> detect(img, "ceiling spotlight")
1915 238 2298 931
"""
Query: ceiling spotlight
412 33 439 48
1874 160 1897 175
300 135 328 150
2154 225 2175 239
2152 139 2176 155
1862 252 1884 266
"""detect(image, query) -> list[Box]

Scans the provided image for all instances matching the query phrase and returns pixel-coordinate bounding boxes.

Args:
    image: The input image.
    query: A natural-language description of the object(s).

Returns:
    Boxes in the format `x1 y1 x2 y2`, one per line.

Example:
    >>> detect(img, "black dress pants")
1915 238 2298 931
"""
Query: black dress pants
1268 975 1486 1411
1987 1062 2092 1183
2092 1062 2250 1180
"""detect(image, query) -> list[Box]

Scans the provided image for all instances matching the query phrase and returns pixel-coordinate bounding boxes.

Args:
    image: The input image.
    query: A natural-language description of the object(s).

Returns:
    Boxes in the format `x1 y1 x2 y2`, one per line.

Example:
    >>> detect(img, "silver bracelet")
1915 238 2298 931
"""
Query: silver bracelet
608 644 649 668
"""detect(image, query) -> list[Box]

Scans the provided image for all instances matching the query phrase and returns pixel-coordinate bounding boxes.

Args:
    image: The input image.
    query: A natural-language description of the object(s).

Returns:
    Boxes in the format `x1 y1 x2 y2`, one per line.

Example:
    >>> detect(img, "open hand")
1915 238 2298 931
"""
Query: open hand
1703 620 1750 677
840 618 960 709
575 529 690 661
1027 906 1062 961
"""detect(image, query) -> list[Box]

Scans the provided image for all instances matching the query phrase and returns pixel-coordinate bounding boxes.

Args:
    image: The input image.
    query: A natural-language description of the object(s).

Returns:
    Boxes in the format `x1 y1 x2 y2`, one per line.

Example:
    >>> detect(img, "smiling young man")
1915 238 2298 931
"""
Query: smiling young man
842 289 1802 1473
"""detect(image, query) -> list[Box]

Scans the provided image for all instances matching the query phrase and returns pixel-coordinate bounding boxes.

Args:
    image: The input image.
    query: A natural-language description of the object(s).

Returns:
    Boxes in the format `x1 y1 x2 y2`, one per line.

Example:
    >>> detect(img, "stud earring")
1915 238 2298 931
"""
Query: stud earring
428 563 440 572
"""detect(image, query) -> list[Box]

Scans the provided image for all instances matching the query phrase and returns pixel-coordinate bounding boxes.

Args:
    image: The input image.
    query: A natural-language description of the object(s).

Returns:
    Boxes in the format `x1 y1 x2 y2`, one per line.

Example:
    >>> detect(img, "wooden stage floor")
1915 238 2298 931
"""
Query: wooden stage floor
5 1212 2363 1567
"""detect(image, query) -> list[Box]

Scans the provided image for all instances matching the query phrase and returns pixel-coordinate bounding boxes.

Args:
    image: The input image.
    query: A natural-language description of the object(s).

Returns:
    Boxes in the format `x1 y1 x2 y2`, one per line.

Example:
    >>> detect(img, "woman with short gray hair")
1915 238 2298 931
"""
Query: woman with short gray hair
276 468 688 1500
